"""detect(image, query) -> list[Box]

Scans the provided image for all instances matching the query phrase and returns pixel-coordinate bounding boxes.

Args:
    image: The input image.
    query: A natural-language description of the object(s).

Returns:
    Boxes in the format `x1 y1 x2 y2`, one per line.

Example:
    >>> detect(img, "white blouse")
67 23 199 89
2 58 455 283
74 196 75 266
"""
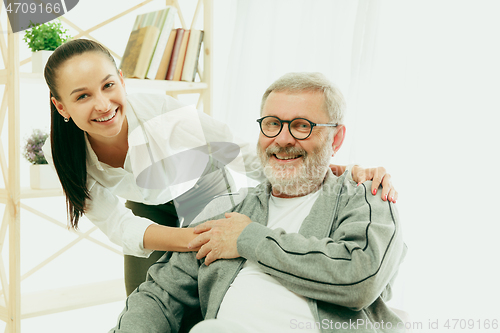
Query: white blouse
43 93 261 257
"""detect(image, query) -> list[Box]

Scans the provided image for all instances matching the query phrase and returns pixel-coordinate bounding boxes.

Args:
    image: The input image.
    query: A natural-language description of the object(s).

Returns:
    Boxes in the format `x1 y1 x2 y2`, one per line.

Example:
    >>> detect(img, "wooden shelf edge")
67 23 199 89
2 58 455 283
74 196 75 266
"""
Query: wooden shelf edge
124 78 208 92
0 278 126 321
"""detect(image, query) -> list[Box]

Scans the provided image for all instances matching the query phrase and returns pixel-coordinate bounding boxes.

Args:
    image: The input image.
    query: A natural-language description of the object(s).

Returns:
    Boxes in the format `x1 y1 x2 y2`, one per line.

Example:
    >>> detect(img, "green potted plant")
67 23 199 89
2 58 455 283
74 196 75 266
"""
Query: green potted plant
22 20 71 73
23 129 60 190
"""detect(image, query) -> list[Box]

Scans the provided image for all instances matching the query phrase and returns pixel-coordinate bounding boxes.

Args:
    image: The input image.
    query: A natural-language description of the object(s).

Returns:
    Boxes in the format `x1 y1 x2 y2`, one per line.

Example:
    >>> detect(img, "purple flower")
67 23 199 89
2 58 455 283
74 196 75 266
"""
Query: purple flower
23 129 49 165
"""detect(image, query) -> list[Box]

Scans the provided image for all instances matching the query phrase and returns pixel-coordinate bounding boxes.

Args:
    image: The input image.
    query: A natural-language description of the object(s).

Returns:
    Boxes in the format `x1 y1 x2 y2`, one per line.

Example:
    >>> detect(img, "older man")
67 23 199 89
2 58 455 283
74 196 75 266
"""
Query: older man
110 73 407 333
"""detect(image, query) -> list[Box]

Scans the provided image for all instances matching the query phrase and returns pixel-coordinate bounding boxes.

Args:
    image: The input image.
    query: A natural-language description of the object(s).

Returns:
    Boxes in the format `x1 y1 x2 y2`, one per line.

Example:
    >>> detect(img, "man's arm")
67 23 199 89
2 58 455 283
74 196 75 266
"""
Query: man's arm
190 182 406 311
109 252 200 333
238 183 406 310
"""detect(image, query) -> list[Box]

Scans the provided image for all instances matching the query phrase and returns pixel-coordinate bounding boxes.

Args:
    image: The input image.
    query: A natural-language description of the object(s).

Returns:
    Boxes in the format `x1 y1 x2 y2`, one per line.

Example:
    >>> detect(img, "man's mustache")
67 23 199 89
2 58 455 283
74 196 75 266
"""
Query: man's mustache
265 145 307 158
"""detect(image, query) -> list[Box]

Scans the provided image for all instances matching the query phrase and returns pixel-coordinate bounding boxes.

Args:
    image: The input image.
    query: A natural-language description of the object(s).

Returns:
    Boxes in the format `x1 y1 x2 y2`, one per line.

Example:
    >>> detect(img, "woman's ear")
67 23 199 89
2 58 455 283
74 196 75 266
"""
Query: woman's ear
51 97 70 120
332 125 346 155
119 69 126 88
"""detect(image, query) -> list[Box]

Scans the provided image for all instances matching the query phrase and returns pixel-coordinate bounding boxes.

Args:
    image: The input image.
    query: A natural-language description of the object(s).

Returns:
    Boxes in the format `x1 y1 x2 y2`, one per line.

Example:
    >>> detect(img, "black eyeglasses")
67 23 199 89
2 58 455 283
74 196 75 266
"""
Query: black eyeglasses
256 116 337 140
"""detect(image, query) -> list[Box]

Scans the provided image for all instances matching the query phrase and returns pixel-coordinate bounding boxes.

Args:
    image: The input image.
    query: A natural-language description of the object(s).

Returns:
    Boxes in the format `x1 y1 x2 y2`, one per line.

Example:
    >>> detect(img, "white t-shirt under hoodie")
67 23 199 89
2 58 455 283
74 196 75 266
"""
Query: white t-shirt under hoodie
217 189 322 333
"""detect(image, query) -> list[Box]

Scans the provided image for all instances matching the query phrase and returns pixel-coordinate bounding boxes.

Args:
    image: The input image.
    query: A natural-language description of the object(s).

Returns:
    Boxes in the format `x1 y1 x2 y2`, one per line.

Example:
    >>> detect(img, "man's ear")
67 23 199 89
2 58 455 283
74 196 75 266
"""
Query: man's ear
332 125 346 155
51 97 70 119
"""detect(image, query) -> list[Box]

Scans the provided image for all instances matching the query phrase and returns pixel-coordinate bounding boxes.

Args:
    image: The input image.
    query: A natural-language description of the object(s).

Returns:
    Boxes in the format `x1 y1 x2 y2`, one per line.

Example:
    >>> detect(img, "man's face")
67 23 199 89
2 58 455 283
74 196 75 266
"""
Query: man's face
257 90 341 198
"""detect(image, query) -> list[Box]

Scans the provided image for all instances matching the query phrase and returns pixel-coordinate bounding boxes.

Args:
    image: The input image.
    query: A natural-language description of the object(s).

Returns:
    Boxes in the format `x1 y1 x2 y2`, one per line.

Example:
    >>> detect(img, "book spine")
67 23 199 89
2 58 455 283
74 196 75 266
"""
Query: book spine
172 30 190 81
132 16 141 31
155 29 177 80
146 7 177 79
134 26 160 79
165 28 185 81
181 30 204 82
143 8 168 76
192 31 204 81
119 29 141 78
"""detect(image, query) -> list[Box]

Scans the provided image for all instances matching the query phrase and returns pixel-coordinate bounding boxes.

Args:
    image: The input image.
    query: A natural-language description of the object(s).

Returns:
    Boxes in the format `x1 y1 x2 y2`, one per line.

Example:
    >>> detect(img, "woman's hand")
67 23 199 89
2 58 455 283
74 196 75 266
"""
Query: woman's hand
352 165 397 203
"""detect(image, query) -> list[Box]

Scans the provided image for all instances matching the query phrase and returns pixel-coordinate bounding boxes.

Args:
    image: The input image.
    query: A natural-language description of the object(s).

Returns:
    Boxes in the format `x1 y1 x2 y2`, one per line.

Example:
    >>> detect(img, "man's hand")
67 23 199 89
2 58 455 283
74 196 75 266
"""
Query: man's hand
188 212 252 266
352 165 398 203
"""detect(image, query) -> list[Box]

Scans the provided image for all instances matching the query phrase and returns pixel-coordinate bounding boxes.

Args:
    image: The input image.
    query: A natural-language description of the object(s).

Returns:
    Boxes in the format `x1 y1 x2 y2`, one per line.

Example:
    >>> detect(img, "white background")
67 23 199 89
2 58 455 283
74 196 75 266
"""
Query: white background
1 0 499 332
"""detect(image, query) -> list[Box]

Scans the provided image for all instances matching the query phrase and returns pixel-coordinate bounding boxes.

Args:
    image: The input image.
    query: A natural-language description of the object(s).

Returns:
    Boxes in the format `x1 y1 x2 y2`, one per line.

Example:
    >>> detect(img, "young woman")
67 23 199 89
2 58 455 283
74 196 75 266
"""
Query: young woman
42 39 397 295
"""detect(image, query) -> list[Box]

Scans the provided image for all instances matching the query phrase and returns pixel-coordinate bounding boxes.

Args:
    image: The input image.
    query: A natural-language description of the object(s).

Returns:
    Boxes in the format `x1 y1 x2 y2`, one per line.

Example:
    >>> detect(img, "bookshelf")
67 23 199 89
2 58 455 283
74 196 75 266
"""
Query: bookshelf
0 0 213 331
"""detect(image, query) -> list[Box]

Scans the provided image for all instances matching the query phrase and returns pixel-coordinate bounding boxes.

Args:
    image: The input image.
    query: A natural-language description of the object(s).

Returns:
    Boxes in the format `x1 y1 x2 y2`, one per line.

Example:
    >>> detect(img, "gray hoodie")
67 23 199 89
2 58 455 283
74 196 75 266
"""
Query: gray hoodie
111 169 407 333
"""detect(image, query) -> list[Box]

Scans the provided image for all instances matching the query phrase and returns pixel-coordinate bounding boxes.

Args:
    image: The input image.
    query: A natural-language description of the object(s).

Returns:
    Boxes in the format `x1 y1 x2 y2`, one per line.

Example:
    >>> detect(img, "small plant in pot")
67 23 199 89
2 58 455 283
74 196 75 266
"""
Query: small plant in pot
23 128 48 165
22 20 70 73
23 129 60 190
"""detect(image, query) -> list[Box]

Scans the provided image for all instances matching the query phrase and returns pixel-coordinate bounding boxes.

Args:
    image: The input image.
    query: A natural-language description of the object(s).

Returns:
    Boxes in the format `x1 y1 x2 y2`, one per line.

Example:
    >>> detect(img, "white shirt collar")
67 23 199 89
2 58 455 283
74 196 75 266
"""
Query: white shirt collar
84 133 104 171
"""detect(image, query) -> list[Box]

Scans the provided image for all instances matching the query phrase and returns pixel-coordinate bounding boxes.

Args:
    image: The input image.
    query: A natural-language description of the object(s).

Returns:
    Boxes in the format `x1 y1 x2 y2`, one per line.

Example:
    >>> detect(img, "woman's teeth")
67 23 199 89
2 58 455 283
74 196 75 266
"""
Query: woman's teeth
94 110 117 122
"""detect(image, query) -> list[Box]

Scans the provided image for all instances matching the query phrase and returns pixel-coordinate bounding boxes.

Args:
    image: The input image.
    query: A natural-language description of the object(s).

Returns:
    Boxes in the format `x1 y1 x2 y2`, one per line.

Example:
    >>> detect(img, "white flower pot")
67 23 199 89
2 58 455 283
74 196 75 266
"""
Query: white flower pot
30 164 61 190
31 50 54 73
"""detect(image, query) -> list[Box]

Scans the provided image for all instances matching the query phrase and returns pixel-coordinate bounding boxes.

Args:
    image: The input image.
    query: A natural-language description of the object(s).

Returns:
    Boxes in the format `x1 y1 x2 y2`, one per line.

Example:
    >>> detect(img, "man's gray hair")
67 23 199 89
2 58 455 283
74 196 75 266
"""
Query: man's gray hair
260 72 346 124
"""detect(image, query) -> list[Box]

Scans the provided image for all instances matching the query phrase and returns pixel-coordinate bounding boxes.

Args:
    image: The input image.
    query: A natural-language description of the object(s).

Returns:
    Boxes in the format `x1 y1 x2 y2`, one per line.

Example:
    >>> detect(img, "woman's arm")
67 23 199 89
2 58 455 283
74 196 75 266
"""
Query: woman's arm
143 224 199 252
330 164 398 203
85 181 201 257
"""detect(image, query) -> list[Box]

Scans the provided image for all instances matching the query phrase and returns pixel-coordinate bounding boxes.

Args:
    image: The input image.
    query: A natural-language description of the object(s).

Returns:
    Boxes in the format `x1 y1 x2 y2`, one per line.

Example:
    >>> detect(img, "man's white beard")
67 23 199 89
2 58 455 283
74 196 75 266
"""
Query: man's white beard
257 138 332 197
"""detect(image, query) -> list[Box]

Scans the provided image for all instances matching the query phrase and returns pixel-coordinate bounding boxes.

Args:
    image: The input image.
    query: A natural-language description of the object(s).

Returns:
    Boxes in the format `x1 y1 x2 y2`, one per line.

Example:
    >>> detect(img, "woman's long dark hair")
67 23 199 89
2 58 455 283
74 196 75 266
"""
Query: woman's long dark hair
44 39 119 228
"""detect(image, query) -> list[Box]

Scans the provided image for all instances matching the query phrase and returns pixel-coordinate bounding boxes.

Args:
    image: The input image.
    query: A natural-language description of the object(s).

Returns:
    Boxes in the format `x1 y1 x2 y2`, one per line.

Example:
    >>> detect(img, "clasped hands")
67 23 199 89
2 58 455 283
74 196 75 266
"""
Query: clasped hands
188 212 252 266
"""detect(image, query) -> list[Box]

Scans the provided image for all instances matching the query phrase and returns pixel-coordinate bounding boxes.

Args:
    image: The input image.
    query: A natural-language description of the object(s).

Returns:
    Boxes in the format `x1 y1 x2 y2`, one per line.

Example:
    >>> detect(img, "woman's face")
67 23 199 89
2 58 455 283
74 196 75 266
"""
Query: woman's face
51 52 128 142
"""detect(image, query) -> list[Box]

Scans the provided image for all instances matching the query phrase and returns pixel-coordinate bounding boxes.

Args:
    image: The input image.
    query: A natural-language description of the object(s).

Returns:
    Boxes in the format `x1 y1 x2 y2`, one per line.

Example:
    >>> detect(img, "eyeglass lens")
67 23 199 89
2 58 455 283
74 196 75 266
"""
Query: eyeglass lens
261 116 312 139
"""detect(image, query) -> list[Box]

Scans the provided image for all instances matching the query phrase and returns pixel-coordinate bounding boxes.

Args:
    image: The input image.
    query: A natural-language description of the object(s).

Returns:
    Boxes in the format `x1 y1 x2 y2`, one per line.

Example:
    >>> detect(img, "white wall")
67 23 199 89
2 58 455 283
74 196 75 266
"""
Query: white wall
371 0 500 325
2 0 499 332
212 1 500 329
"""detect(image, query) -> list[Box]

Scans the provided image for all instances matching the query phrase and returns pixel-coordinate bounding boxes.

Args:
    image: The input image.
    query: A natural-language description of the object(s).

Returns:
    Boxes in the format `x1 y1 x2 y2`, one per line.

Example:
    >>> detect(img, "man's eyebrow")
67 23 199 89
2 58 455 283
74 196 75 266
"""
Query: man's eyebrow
70 74 114 95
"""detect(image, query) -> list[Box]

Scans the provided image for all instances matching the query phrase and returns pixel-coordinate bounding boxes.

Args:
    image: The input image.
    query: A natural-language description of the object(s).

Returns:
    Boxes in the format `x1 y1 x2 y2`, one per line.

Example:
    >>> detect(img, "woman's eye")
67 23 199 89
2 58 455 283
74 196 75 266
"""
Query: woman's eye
77 94 88 101
104 82 115 89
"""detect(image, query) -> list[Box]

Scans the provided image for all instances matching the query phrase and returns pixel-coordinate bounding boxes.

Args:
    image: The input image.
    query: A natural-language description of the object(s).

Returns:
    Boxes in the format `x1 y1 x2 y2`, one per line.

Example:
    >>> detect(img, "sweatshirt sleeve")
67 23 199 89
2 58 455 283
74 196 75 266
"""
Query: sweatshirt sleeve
109 251 200 332
237 182 406 311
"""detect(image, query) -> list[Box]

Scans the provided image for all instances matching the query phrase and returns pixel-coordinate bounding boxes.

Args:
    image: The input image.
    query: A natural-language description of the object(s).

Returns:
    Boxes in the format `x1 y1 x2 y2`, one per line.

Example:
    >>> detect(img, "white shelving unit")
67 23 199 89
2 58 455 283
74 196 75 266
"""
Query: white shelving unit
0 0 213 331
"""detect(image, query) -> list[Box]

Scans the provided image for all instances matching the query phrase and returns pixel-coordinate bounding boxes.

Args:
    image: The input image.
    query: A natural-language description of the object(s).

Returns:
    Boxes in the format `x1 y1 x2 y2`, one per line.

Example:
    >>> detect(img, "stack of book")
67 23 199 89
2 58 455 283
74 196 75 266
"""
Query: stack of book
120 7 204 82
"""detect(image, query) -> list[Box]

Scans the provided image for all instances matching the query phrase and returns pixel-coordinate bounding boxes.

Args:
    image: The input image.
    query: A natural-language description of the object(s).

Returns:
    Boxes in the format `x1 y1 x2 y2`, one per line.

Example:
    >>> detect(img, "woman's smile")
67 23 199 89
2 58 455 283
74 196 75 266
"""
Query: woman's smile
93 108 118 123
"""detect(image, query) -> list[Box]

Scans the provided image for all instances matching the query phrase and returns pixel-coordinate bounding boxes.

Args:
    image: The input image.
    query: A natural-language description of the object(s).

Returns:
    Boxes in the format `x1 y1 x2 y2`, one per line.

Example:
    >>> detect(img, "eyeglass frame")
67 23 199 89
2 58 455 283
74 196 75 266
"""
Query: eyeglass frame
256 116 338 140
